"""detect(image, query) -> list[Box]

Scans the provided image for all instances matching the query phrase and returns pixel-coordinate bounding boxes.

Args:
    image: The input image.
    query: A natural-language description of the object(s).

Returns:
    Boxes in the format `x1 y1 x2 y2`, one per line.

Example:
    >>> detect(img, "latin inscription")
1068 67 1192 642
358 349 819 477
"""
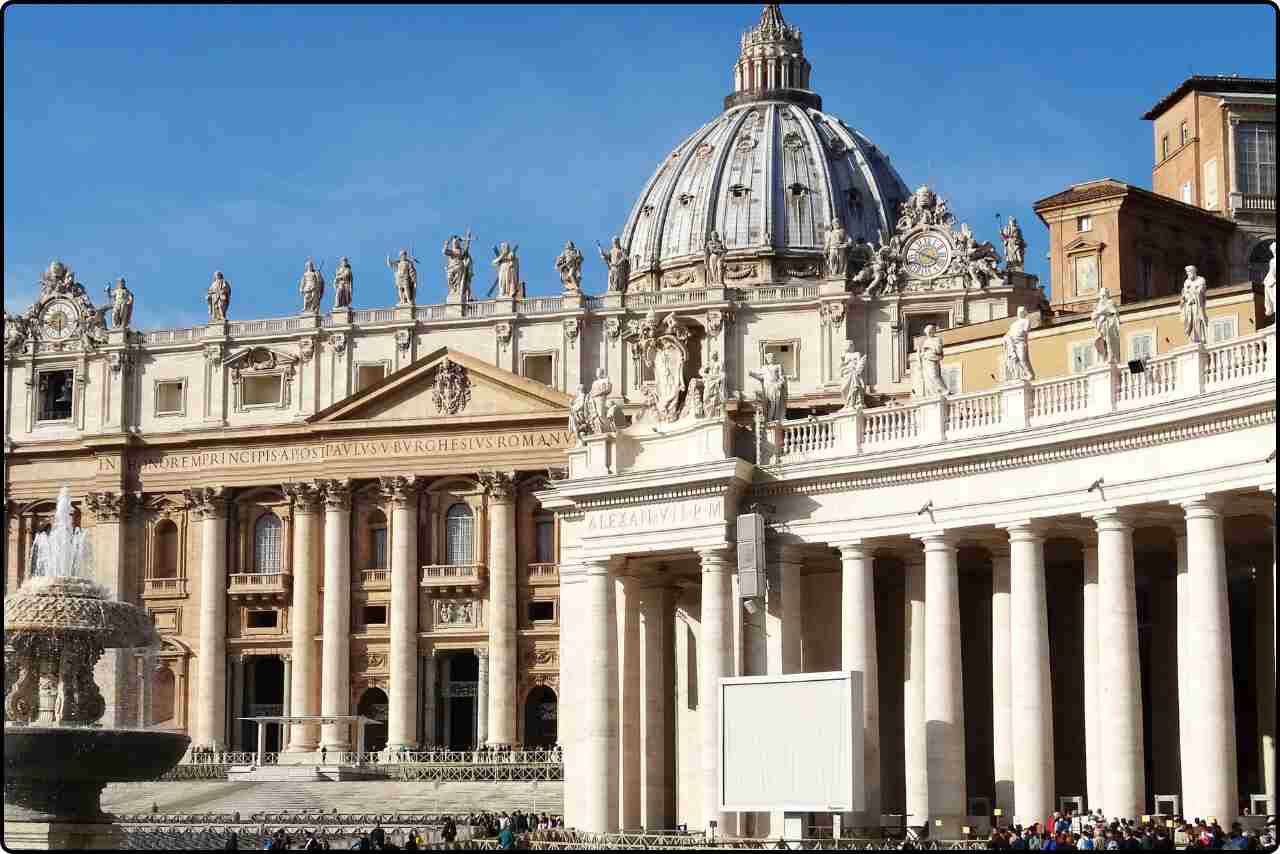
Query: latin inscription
107 430 576 475
585 497 725 534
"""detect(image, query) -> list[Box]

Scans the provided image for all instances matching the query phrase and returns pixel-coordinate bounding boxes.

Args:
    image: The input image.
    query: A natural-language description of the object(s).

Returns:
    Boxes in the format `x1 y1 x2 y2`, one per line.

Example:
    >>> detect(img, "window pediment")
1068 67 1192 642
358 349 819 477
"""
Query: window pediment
1062 236 1106 255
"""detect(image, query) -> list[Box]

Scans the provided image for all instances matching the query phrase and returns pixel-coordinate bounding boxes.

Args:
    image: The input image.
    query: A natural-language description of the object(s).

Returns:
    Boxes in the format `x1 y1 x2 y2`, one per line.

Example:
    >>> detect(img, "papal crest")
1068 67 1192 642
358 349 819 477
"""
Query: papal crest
431 358 471 415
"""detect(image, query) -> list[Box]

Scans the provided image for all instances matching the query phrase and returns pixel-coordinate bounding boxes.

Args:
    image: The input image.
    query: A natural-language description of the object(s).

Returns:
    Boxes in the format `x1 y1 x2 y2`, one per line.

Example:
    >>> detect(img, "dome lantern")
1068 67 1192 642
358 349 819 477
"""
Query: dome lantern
726 4 820 111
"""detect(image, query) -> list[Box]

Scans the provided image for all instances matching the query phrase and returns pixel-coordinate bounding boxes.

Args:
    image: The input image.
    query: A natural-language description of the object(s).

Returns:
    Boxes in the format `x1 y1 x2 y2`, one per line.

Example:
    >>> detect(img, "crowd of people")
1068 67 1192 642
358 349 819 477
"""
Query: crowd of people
980 809 1276 851
219 811 565 851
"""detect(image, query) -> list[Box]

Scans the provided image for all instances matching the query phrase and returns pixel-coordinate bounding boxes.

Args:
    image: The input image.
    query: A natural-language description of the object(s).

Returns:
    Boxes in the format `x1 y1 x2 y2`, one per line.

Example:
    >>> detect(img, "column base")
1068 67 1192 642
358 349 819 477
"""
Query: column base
927 814 970 840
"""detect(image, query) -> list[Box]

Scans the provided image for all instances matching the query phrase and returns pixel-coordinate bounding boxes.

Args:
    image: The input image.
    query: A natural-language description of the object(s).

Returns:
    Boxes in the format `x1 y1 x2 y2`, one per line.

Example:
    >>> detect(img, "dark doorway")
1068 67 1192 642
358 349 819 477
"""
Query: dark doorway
245 656 285 752
357 687 389 753
523 686 558 747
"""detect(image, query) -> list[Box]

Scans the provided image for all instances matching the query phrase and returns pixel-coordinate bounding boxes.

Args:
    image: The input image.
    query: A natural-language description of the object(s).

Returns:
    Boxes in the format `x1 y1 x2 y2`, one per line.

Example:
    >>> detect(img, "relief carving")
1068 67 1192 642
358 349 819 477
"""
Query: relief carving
431 359 471 415
436 599 474 626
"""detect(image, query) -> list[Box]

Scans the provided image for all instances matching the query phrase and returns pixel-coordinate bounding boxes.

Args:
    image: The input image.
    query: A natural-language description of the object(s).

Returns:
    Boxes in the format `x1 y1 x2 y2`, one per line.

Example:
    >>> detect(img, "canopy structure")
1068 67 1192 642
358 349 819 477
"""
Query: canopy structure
237 715 382 766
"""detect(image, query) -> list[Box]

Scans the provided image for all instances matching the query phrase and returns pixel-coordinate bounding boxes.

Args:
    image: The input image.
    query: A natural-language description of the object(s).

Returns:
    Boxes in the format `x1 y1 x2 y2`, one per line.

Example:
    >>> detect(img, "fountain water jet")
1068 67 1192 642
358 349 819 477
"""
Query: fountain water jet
4 486 190 849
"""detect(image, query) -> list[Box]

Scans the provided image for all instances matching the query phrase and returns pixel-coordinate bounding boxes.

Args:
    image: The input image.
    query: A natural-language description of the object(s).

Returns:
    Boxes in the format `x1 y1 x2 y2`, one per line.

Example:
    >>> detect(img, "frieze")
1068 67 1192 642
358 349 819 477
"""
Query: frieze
584 496 725 534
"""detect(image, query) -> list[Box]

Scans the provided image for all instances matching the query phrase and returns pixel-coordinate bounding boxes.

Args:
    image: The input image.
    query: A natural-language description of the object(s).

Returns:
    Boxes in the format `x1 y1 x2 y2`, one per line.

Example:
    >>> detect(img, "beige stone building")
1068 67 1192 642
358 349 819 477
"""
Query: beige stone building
3 4 1276 841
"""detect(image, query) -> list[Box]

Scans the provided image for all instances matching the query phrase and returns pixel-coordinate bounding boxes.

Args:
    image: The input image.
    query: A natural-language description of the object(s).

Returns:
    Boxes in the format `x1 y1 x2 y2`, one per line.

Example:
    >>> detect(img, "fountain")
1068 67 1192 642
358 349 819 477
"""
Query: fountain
3 487 190 850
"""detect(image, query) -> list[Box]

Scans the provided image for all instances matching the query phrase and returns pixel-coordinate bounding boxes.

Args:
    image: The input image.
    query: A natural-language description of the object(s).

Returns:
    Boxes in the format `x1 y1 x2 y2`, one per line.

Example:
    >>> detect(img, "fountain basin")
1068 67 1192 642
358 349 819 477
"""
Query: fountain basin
3 726 190 821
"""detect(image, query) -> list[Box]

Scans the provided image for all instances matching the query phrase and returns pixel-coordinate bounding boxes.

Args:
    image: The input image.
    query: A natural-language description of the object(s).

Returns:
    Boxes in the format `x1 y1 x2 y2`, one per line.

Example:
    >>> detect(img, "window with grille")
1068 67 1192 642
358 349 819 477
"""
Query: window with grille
1070 341 1096 374
253 513 283 573
371 527 387 569
534 517 555 563
38 370 74 422
1210 316 1238 344
1138 256 1154 298
1128 332 1155 361
445 503 474 565
1235 121 1276 196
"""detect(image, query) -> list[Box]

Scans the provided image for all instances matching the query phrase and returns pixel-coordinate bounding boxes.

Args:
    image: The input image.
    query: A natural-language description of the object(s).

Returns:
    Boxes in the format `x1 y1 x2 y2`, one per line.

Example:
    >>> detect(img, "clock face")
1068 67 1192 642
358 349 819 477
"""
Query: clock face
41 301 78 341
903 234 951 279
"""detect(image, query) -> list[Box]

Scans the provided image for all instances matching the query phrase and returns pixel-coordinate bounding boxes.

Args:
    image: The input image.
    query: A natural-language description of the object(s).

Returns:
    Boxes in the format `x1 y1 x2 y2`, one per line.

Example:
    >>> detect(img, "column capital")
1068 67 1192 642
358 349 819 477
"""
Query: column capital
833 540 872 560
478 471 517 503
317 479 352 511
378 475 421 508
910 529 957 550
83 490 140 523
696 546 733 572
185 486 229 519
1172 494 1227 519
475 646 489 661
999 520 1049 543
767 543 806 565
1083 507 1135 532
282 481 324 514
582 558 613 577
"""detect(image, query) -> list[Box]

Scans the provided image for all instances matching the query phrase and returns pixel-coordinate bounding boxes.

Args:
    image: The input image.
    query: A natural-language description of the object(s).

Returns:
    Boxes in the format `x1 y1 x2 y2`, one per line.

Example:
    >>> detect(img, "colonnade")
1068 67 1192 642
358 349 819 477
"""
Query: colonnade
568 496 1276 835
189 475 522 755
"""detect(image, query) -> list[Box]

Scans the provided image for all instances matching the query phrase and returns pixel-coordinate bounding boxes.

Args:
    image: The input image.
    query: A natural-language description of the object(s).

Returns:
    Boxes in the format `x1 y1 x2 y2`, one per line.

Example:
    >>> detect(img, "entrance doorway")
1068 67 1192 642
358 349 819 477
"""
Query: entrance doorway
246 656 285 752
523 686 558 746
356 687 389 753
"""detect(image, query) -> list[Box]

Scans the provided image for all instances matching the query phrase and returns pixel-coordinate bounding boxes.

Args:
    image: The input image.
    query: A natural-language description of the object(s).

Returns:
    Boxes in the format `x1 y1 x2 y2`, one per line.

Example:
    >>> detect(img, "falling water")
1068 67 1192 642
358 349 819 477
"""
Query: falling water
30 486 95 580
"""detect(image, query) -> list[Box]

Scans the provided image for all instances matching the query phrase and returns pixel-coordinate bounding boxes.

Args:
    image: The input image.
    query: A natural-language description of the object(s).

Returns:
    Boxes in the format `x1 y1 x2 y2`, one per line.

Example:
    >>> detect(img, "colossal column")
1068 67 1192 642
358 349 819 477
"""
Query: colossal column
476 648 490 747
640 584 673 830
481 471 517 746
916 532 966 833
1091 510 1145 819
768 545 804 675
581 558 619 832
617 573 642 830
699 546 734 835
1003 523 1054 827
85 490 135 728
903 554 929 825
319 479 353 750
837 542 881 828
1177 497 1238 822
423 650 439 747
382 475 420 752
990 545 1014 820
189 486 229 749
281 654 292 750
1081 536 1103 814
1262 509 1277 817
283 481 322 752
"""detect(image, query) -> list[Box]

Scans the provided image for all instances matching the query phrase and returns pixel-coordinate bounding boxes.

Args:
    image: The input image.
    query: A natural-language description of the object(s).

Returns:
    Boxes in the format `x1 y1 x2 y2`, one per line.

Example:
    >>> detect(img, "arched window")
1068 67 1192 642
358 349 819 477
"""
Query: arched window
253 513 283 573
153 520 179 579
445 503 474 565
534 513 555 564
367 509 387 570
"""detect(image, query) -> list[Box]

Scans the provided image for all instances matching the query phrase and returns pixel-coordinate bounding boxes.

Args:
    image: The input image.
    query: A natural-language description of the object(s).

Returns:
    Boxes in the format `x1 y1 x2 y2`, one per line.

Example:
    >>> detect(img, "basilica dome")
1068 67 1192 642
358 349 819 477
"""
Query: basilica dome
619 5 910 288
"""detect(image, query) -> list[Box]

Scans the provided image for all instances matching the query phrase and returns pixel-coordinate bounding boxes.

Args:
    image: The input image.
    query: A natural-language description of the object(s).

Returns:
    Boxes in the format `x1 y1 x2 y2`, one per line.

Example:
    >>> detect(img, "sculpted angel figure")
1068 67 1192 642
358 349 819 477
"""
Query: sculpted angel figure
1092 288 1122 364
598 236 630 294
918 325 949 398
748 351 788 423
704 230 727 285
1002 306 1035 381
700 351 725 417
299 257 326 313
333 257 354 308
588 368 613 433
1265 241 1276 317
555 241 584 293
105 277 134 328
865 242 895 296
207 271 231 322
1180 265 1208 344
443 232 475 301
1000 216 1026 270
824 220 851 278
567 385 591 444
4 312 29 355
838 344 867 410
386 249 418 306
491 242 522 298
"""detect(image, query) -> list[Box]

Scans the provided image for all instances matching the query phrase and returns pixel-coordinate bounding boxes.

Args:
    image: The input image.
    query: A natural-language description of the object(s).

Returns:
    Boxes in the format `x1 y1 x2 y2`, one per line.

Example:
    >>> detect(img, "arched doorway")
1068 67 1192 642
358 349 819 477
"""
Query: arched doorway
357 687 389 753
523 686 558 747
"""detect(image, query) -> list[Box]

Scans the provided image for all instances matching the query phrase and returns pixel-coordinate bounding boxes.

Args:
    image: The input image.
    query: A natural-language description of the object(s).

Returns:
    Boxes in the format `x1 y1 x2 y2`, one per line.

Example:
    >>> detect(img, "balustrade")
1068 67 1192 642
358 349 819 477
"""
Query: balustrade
946 391 1002 434
516 296 564 315
1116 353 1178 405
527 562 559 584
1205 334 1270 387
143 577 188 597
227 571 291 596
358 568 390 589
1030 375 1090 425
420 563 486 587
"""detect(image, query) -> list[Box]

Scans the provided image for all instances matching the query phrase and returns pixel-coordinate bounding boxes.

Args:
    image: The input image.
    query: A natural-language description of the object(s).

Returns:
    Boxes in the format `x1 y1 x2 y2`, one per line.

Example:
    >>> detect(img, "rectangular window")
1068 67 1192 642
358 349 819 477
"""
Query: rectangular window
362 605 387 626
1070 341 1096 374
1180 181 1193 204
1203 158 1219 210
941 366 962 395
1161 135 1170 160
1138 256 1154 299
1077 215 1092 233
1180 120 1189 146
1210 316 1238 343
37 369 75 421
371 527 387 570
523 353 554 387
155 380 185 416
762 341 800 380
534 519 555 564
905 314 948 355
1073 255 1099 295
246 610 278 629
1235 121 1276 196
1128 332 1155 361
356 364 387 393
242 374 283 407
528 601 555 623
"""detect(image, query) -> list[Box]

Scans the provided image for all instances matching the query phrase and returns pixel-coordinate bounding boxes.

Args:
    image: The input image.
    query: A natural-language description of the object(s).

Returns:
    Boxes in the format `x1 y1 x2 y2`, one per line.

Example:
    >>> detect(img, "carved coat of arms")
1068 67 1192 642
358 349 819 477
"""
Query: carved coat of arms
432 359 471 415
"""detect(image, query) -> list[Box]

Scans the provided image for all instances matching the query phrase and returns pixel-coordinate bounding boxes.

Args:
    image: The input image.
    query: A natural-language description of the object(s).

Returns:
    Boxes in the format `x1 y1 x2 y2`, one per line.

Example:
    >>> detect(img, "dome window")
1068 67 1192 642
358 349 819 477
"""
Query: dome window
678 192 696 206
641 205 655 217
728 184 751 199
783 131 806 151
787 182 810 198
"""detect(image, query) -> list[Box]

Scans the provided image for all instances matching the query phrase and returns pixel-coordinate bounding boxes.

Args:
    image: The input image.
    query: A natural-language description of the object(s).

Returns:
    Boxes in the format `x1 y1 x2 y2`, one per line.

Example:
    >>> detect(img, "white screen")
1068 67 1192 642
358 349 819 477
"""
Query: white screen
719 670 863 812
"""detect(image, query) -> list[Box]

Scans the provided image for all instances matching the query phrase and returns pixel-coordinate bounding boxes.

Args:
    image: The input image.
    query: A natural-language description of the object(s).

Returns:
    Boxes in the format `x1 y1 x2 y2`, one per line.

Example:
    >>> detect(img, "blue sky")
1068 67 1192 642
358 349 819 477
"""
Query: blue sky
4 3 1275 330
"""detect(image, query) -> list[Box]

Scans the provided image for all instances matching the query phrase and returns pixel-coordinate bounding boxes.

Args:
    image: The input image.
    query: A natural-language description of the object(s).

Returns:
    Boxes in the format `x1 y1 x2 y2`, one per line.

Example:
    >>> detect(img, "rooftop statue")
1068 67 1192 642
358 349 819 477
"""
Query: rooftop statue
1092 288 1121 364
333 257 354 309
443 232 475 302
598 236 630 294
1265 241 1276 318
749 351 788 423
823 220 851 279
838 344 867 410
387 249 419 306
105 277 134 329
917 325 949 398
555 241 584 293
206 271 231 322
1002 306 1035 381
959 223 1001 290
704 230 727 286
299 257 326 314
1181 265 1208 344
1000 216 1026 271
491 242 522 299
700 351 725 418
588 368 614 434
4 311 30 356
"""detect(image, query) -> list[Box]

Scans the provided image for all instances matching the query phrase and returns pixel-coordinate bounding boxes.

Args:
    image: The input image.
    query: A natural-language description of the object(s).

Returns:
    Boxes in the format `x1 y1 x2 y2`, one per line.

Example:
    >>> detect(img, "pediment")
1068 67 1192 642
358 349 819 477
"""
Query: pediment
1063 236 1106 254
310 347 572 424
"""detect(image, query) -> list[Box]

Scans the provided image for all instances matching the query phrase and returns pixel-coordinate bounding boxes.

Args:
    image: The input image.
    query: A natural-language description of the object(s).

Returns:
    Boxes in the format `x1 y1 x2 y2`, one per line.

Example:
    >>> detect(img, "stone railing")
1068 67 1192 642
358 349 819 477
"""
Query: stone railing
358 568 391 588
350 308 400 324
526 562 559 584
463 300 501 318
226 316 309 337
1229 191 1277 213
768 329 1275 466
142 577 188 597
227 571 291 596
415 304 447 321
420 563 486 587
516 296 565 315
142 326 203 345
739 284 819 303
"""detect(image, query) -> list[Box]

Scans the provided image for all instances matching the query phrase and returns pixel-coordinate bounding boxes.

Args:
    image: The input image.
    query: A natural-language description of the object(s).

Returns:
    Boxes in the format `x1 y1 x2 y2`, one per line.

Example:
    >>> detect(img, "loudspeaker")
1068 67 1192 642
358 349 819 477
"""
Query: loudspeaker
735 512 766 599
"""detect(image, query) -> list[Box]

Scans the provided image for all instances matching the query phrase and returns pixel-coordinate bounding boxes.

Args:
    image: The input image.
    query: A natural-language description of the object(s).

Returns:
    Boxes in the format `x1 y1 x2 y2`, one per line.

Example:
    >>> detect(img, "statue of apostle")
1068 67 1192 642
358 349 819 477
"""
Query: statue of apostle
918 325 949 398
824 220 851 278
206 271 231 321
386 249 418 306
838 344 867 410
555 241 584 293
588 368 614 434
598 236 630 294
105 277 134 328
333 257 354 309
700 351 725 417
1264 242 1276 318
704 230 727 286
491 242 522 298
1092 288 1121 364
748 352 788 423
1000 216 1027 271
443 232 475 301
1002 306 1035 381
1180 265 1208 344
298 258 326 314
